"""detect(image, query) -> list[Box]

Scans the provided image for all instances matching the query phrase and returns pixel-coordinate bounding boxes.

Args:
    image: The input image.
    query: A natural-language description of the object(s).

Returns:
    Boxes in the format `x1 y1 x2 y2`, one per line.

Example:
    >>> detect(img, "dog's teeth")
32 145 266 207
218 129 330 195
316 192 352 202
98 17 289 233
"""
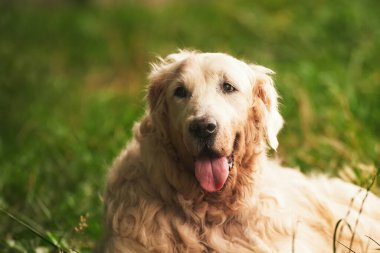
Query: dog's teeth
227 156 234 171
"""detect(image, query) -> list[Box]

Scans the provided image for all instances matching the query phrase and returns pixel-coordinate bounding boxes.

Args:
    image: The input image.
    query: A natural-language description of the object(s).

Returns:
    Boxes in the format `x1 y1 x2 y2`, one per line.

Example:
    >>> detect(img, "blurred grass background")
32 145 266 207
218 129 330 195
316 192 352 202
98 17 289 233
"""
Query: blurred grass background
0 0 379 252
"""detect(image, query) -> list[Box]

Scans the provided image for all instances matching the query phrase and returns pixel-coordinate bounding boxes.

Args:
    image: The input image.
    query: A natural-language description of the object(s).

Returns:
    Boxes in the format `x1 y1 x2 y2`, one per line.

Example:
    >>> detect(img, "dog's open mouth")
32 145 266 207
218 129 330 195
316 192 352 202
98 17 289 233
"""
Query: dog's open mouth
194 151 234 193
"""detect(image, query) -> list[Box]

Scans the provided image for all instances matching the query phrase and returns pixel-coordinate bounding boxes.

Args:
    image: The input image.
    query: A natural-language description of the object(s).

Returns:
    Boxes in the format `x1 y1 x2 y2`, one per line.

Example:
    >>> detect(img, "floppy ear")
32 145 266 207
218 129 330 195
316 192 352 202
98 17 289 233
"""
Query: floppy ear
147 51 191 111
250 64 283 150
147 66 169 111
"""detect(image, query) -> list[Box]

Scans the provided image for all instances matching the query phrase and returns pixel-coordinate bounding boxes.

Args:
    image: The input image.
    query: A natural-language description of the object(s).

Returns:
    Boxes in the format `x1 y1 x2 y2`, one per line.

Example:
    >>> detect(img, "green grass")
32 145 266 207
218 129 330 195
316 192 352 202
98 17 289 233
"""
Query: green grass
0 0 379 252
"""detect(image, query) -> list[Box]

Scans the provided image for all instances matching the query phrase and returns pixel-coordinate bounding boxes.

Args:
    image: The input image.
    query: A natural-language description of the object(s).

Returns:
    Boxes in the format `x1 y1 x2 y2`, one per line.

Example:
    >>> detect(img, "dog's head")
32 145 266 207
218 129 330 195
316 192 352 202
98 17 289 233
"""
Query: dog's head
147 50 283 194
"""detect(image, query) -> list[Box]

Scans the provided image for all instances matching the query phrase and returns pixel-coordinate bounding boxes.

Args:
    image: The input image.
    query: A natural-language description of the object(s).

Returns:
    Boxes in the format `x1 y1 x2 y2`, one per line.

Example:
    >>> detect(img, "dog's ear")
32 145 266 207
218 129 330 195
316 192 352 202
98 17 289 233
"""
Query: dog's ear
250 64 283 150
147 65 169 111
147 51 190 111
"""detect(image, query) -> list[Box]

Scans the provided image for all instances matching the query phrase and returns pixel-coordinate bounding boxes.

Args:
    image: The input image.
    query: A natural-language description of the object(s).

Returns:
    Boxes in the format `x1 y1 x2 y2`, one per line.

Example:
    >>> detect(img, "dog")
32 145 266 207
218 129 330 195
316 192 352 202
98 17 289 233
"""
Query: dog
99 50 380 253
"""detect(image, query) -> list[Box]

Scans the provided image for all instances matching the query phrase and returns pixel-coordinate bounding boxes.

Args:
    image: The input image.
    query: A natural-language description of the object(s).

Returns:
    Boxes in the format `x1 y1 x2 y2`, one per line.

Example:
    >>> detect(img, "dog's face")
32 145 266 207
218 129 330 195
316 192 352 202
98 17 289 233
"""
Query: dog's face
148 51 283 193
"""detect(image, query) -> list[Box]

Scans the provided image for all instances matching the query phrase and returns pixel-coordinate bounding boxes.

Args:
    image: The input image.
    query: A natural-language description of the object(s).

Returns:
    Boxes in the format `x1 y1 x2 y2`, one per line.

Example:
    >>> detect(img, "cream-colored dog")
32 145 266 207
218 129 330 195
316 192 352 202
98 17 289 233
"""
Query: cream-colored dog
99 50 380 253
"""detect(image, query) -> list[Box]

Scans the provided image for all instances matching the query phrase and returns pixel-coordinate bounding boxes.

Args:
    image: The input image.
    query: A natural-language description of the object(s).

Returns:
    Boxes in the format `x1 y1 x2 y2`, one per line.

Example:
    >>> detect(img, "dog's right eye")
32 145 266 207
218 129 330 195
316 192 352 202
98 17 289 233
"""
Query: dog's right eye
174 86 188 98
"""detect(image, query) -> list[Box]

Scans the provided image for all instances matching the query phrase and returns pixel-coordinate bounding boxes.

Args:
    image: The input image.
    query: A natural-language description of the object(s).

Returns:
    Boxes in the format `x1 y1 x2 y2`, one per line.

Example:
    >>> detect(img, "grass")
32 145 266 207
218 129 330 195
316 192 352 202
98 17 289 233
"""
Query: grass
0 0 379 252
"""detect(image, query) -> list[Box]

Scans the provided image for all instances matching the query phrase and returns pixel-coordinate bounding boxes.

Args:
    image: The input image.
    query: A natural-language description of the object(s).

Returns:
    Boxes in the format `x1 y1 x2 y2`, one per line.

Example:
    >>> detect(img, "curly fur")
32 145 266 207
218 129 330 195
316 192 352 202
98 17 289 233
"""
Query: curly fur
98 50 380 253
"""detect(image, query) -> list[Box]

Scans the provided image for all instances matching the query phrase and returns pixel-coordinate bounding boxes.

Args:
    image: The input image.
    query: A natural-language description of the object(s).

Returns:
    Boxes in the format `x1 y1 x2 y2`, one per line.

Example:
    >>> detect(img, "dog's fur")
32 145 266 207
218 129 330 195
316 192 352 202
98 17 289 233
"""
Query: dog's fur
100 51 380 253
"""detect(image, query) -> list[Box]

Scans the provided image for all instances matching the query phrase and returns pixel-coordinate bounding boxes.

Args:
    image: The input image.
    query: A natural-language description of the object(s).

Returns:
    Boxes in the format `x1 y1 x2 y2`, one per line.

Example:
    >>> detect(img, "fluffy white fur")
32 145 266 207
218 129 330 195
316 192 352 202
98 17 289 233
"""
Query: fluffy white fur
99 50 380 253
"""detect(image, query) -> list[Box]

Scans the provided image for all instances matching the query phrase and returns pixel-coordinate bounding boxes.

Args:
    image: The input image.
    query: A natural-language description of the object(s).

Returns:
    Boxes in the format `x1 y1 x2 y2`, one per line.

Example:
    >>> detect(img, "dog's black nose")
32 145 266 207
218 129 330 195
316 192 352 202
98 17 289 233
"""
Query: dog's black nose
189 117 218 139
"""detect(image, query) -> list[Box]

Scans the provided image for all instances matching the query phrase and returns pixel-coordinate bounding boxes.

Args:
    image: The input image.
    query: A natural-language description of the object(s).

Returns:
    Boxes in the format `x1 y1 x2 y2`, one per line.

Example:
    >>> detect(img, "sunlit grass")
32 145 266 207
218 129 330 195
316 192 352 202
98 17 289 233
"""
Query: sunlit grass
0 0 379 251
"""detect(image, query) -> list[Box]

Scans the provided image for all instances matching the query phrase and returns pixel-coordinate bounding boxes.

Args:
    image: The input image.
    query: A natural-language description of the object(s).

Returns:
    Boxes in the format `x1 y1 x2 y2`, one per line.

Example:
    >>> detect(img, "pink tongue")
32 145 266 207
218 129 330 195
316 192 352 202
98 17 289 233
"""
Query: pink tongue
194 157 229 192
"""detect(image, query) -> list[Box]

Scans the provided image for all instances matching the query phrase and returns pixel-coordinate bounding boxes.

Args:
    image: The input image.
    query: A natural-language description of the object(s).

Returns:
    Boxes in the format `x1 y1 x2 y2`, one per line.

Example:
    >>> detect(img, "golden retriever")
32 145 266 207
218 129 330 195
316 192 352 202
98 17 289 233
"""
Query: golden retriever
99 50 380 253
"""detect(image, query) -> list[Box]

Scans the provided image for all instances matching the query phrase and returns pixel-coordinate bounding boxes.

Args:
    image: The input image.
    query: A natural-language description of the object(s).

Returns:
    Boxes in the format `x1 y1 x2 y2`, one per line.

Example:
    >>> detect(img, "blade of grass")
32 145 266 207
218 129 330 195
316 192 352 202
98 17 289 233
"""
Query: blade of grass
0 207 76 253
338 188 362 243
292 220 300 253
336 241 357 253
348 171 379 250
333 218 353 253
365 235 380 247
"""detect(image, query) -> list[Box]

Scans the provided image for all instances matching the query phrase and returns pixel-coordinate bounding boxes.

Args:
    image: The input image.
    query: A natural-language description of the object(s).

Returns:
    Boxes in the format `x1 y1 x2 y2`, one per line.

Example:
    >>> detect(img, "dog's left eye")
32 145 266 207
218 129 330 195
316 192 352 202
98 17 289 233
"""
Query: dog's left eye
222 82 236 93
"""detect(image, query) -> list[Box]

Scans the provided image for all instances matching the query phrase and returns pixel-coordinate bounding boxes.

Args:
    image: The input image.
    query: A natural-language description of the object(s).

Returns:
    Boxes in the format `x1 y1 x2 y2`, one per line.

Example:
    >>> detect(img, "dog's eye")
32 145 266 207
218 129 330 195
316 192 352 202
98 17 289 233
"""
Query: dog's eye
174 86 188 98
222 82 236 93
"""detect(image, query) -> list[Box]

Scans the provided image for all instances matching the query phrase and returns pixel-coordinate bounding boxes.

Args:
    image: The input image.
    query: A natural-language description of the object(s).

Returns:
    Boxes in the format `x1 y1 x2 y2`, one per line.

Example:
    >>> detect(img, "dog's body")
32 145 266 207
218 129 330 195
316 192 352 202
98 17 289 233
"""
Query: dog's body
100 51 380 253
